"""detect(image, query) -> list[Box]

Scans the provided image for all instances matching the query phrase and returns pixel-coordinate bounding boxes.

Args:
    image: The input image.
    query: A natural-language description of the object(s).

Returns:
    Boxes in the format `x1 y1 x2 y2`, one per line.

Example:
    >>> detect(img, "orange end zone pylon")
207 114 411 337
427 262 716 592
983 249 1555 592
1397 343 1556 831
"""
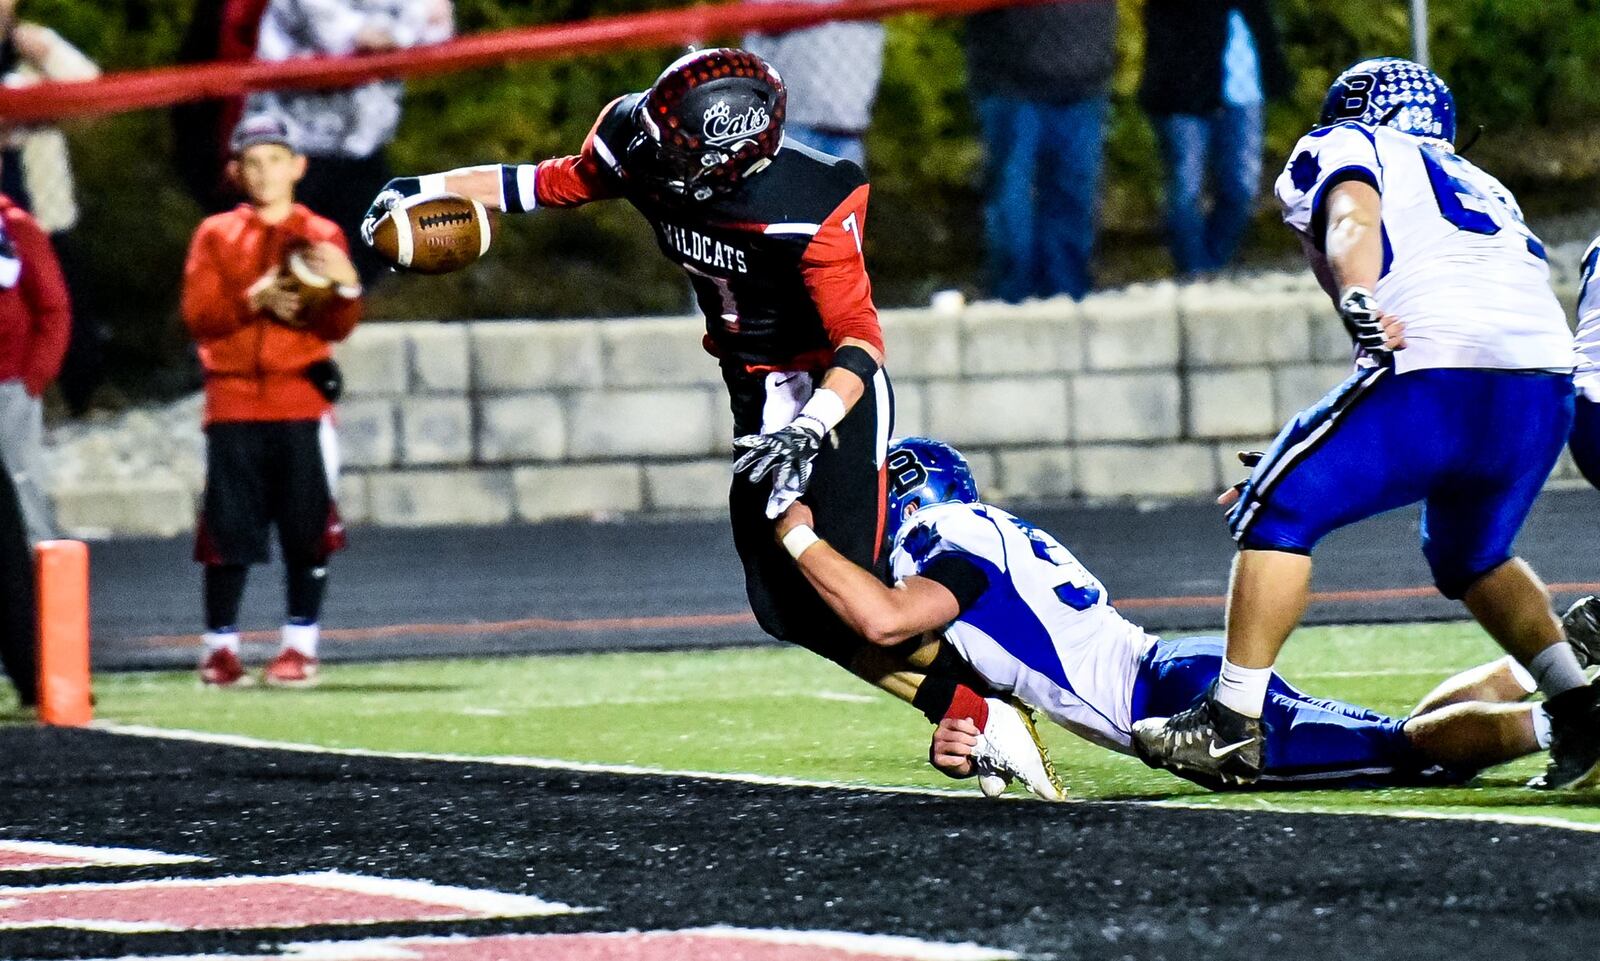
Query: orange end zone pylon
35 539 91 726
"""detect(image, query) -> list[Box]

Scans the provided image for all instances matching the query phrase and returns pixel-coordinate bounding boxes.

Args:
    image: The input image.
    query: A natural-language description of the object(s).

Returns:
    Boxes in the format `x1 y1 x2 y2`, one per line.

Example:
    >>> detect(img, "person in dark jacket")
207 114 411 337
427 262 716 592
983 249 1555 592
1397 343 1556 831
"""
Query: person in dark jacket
966 0 1117 302
1140 0 1290 276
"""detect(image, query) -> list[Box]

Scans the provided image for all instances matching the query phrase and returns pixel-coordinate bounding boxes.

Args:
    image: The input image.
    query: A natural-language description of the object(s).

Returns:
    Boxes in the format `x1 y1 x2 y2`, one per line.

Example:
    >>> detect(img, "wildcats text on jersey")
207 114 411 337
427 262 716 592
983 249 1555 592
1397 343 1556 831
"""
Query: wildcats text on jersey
658 223 749 274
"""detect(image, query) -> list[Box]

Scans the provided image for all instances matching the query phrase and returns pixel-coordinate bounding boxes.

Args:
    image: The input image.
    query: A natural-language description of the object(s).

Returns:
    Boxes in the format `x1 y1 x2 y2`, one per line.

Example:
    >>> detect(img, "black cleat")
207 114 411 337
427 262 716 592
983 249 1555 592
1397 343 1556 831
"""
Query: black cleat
1562 596 1600 670
1131 683 1265 786
1530 682 1600 790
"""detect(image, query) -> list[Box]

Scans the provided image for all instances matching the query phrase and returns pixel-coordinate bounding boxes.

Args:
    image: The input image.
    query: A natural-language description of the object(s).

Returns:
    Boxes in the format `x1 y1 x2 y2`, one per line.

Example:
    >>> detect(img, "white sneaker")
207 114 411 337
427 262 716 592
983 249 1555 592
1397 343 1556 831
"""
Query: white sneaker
970 698 1065 801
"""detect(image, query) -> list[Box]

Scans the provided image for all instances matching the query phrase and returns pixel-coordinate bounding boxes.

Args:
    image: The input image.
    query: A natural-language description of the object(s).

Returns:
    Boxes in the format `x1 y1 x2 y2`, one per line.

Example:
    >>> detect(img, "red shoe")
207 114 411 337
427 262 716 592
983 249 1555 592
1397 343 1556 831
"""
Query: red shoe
199 648 251 688
263 648 320 688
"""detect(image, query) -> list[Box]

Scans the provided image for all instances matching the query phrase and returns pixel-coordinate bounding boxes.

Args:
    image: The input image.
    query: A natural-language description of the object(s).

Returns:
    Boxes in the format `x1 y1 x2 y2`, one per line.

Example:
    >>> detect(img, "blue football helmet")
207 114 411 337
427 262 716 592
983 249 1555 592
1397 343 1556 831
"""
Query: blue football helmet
1319 57 1455 144
884 437 980 546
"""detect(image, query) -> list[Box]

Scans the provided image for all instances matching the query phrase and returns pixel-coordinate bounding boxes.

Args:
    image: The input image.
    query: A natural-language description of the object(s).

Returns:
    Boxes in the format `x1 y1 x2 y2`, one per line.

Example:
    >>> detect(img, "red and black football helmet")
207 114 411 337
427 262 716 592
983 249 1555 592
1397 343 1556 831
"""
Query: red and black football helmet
626 48 787 202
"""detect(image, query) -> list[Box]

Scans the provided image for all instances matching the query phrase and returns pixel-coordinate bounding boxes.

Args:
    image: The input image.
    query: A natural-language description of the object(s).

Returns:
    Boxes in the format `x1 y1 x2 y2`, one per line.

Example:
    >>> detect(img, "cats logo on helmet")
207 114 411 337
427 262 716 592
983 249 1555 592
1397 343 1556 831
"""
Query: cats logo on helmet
702 100 771 150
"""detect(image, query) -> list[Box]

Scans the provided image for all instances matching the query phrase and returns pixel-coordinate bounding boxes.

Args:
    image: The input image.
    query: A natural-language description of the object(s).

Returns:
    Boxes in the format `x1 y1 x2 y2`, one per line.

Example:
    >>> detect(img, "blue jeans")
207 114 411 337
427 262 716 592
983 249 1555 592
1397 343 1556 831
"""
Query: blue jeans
1155 103 1263 274
785 124 867 168
976 94 1108 302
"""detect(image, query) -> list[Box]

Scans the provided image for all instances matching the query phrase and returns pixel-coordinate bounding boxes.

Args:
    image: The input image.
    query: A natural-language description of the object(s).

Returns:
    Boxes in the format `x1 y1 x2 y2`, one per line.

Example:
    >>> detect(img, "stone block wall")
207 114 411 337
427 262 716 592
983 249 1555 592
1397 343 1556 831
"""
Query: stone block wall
45 269 1591 536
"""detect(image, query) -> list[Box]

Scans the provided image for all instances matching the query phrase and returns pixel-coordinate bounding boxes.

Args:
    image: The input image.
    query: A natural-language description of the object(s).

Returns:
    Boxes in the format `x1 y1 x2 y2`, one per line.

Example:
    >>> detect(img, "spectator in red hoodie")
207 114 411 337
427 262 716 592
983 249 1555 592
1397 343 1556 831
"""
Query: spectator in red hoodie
182 114 361 689
0 172 69 546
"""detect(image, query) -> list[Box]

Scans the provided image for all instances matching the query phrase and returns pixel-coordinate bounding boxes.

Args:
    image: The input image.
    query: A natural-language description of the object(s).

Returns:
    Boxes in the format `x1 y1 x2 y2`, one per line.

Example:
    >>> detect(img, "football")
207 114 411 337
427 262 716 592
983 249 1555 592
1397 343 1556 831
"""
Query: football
281 245 339 316
369 193 495 275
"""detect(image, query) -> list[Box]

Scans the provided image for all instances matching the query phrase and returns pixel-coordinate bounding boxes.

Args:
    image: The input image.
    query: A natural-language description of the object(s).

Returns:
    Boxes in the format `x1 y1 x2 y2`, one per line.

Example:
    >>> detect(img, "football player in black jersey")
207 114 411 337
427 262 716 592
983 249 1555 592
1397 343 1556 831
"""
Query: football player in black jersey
361 48 1057 792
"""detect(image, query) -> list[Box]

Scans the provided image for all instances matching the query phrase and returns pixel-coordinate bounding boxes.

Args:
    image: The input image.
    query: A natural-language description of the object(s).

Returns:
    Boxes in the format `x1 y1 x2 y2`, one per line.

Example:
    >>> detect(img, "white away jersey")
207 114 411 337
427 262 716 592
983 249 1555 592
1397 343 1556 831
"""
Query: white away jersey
890 502 1155 754
1576 235 1600 401
1274 122 1575 374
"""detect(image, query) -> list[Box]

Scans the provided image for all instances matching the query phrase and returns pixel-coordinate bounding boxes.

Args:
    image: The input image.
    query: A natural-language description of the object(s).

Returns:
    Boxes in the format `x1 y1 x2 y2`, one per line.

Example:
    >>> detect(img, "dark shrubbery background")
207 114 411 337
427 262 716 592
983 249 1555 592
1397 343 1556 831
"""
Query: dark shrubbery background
19 0 1600 397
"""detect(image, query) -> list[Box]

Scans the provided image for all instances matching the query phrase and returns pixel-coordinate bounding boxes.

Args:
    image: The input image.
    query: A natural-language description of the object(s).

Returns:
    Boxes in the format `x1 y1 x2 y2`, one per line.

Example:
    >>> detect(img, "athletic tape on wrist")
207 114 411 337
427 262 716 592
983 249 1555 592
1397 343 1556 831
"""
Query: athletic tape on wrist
500 163 539 212
417 173 448 196
782 525 821 560
798 388 847 434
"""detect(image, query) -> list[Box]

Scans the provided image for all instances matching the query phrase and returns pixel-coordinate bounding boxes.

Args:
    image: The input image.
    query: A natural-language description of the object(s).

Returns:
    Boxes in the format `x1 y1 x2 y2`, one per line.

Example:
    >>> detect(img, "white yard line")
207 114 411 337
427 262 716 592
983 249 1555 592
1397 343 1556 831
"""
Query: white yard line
98 723 1600 834
95 723 970 799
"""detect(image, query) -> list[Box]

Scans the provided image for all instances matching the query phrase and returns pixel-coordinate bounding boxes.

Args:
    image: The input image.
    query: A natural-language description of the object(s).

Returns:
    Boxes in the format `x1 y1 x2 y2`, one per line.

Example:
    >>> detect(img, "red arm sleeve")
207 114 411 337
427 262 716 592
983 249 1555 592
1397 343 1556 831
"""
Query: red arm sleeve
10 214 71 396
799 183 884 355
181 223 255 341
533 97 626 208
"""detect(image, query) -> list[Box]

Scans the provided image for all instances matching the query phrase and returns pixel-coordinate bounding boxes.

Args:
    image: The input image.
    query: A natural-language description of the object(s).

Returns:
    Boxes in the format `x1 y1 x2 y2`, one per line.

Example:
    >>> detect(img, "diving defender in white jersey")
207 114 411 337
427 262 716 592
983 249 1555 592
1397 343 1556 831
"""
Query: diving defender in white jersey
775 438 1568 793
1131 58 1600 791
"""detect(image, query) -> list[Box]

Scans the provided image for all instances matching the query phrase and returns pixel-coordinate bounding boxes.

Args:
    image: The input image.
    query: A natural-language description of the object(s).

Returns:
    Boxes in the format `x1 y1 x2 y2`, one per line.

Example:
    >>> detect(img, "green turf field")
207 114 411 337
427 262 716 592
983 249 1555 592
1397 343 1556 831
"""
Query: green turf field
11 621 1600 826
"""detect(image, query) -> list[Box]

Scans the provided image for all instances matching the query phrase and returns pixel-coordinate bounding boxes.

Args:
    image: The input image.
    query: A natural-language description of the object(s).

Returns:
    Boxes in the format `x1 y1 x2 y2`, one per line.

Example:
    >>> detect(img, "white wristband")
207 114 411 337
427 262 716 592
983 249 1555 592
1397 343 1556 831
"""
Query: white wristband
782 525 821 560
797 387 847 434
417 172 448 196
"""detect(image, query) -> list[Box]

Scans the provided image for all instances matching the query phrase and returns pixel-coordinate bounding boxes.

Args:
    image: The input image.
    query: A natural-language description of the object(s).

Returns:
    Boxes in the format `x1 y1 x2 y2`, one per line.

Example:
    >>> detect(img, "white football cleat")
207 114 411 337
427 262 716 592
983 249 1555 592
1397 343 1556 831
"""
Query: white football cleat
971 698 1065 801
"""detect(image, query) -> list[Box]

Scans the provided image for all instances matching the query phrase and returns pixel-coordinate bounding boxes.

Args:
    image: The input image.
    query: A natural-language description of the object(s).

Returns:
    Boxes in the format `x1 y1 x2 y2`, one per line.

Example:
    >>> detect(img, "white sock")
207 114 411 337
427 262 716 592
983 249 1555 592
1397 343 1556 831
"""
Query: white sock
282 622 319 658
1215 658 1272 718
1532 705 1554 750
1527 643 1586 698
202 630 240 653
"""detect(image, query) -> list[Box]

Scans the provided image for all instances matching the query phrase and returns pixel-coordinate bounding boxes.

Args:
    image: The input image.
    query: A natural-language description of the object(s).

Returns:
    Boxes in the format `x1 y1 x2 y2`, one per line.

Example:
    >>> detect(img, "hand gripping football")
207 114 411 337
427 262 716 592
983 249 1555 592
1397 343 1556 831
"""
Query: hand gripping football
369 194 495 275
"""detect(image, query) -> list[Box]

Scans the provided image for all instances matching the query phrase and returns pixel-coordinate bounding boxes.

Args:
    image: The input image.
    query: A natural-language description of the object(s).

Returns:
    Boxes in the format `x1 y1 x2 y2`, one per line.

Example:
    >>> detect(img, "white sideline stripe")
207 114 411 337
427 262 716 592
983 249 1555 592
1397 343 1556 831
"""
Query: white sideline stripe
96 724 971 799
0 871 581 932
98 725 1600 834
87 927 1019 961
0 840 207 870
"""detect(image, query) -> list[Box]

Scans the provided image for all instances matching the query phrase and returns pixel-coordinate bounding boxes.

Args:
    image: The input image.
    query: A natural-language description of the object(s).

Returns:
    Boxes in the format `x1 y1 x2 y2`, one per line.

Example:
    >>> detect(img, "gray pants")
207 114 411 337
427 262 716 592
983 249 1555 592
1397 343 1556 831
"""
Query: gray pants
0 380 56 543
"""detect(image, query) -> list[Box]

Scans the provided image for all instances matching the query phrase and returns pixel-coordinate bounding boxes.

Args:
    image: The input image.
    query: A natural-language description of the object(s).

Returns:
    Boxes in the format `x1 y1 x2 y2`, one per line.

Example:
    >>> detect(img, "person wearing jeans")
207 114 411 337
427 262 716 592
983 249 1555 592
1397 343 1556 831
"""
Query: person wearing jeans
966 1 1117 303
0 188 68 545
744 0 885 170
1140 0 1290 276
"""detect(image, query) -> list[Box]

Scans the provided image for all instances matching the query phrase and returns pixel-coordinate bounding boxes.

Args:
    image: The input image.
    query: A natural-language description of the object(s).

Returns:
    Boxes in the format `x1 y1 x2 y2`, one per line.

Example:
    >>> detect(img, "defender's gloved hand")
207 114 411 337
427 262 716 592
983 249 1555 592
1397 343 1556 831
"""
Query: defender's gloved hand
1337 286 1392 357
733 416 825 495
360 177 422 246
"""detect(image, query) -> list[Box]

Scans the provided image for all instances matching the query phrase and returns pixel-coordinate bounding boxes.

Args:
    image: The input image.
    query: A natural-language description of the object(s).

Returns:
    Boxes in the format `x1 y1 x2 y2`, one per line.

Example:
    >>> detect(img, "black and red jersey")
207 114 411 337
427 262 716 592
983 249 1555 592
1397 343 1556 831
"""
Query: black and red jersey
527 94 883 371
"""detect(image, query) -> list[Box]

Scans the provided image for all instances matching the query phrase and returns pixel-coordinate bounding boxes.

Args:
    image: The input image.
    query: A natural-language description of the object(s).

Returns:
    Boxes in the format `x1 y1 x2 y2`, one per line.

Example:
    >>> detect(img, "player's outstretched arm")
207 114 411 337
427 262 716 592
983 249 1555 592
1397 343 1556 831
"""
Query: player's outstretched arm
774 502 959 647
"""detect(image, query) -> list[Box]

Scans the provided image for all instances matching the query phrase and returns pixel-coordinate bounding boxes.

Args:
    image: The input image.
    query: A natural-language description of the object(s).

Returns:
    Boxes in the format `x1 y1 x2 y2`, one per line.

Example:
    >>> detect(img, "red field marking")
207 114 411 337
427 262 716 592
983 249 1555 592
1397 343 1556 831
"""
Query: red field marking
97 928 1017 960
131 581 1600 648
0 872 578 932
0 841 205 872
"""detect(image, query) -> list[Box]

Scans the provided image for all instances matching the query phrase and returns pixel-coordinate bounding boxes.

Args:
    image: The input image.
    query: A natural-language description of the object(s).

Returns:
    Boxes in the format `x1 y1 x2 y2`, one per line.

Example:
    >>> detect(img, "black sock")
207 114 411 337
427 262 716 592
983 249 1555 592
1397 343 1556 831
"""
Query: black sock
204 564 248 632
911 675 959 725
286 564 328 624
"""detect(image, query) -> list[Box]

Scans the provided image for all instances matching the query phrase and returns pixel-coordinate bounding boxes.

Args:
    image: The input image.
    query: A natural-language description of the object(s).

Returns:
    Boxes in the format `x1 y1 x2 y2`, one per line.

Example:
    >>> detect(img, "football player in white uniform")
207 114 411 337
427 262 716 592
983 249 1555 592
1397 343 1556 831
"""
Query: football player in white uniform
1128 58 1599 791
775 438 1567 793
1560 235 1600 668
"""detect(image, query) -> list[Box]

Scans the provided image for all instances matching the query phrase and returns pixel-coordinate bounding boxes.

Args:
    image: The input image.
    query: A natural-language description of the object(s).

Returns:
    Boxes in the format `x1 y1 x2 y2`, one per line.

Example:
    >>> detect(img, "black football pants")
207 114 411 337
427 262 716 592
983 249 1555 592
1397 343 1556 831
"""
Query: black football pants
726 365 892 666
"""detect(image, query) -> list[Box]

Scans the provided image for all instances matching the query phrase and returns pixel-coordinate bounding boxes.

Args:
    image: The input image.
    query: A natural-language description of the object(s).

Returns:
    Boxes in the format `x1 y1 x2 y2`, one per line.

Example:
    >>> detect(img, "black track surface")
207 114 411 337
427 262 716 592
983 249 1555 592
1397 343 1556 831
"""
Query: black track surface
92 490 1599 670
1 727 1598 961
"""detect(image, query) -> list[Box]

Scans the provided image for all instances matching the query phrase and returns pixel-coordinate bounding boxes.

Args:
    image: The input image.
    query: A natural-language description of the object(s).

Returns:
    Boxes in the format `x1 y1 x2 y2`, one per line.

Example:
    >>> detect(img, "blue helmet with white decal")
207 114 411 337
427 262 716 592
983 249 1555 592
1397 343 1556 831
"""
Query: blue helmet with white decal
884 438 980 546
1319 57 1455 145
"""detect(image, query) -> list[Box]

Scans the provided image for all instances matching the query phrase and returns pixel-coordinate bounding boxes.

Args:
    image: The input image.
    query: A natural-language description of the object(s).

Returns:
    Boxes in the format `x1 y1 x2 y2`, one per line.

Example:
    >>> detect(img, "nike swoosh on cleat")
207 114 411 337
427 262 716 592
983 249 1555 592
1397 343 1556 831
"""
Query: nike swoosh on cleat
1207 738 1254 759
